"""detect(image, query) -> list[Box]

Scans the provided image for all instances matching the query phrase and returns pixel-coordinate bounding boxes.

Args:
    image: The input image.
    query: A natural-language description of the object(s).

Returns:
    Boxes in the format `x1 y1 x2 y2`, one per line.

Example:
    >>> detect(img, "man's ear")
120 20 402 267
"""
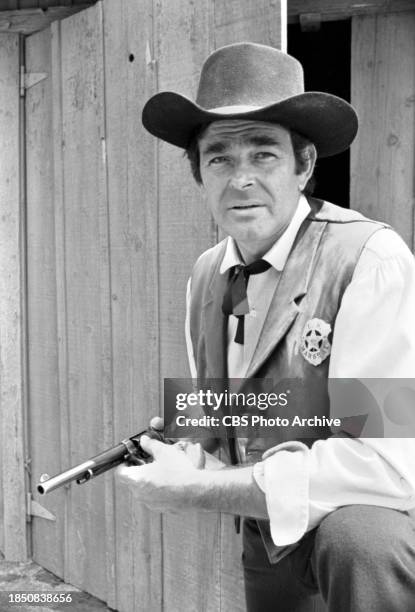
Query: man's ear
304 144 317 181
298 144 317 192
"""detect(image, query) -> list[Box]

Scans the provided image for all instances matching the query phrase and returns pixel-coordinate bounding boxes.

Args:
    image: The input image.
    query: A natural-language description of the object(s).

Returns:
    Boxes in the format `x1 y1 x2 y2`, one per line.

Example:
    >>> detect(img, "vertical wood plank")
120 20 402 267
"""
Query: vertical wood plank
25 26 65 577
0 32 28 561
156 1 221 611
57 3 113 598
102 0 162 610
157 0 217 360
0 418 2 552
219 516 245 612
0 43 4 548
50 17 72 585
214 0 284 48
351 12 415 249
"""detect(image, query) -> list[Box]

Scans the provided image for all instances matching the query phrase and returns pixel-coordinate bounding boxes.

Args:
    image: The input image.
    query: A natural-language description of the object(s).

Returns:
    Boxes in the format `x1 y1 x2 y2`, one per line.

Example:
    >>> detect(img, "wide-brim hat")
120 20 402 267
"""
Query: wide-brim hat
142 42 358 158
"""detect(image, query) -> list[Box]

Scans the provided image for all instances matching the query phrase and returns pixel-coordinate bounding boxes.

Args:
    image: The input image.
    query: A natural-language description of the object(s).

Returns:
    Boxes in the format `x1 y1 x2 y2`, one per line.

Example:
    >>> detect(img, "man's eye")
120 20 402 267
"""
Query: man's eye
208 156 228 165
255 151 276 160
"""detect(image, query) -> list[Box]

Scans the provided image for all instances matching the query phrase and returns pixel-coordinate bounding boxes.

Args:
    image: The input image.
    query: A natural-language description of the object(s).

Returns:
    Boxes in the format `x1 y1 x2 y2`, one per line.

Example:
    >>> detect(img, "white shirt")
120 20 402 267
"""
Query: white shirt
185 197 415 546
220 195 311 382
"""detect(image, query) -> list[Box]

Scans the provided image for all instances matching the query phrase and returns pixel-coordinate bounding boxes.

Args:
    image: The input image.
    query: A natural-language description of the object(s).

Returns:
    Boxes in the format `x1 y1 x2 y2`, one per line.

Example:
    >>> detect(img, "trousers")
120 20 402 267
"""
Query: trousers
243 505 415 612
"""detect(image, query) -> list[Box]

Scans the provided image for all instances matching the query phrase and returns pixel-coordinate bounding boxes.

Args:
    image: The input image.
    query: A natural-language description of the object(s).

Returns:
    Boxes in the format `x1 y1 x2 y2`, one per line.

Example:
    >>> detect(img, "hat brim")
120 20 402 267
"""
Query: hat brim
142 91 358 158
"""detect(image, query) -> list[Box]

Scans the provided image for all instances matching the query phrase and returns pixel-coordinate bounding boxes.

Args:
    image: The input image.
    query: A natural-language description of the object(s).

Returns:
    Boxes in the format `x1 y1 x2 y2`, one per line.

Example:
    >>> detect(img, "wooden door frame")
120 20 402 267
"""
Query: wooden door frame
0 6 92 35
0 2 99 566
288 0 415 24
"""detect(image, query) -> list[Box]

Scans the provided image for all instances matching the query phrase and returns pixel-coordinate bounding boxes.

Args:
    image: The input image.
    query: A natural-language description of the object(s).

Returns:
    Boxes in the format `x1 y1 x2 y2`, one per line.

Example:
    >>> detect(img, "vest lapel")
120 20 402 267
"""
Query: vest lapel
245 219 327 379
202 253 229 379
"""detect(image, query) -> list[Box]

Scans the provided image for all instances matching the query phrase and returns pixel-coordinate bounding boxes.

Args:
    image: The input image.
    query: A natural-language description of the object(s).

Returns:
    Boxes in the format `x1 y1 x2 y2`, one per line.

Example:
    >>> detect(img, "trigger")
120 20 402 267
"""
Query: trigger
126 455 146 466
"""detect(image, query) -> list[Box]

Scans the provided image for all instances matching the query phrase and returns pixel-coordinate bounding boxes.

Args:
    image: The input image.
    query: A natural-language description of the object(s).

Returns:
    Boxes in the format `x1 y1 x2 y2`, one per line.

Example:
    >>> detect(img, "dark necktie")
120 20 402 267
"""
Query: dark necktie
222 259 271 344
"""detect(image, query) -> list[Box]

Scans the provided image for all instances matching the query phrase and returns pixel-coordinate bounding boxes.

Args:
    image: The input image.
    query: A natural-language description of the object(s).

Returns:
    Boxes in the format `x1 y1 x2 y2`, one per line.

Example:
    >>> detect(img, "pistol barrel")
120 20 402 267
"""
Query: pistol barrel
37 440 132 494
37 459 96 494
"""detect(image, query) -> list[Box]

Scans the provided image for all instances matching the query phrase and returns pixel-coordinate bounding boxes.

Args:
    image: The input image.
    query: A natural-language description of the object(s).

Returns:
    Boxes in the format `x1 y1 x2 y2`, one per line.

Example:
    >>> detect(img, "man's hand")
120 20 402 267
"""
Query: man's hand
115 436 268 519
116 437 207 513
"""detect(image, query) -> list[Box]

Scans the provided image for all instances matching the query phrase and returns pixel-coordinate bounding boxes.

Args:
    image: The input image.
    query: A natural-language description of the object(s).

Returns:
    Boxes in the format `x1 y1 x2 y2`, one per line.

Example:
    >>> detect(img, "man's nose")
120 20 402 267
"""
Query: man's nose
229 165 255 190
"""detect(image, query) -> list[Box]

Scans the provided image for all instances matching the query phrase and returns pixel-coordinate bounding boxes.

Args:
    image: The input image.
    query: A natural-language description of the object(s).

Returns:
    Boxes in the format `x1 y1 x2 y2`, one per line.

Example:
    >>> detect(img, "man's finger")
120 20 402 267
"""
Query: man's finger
149 416 164 431
140 434 165 458
185 442 205 469
115 464 130 478
115 463 137 483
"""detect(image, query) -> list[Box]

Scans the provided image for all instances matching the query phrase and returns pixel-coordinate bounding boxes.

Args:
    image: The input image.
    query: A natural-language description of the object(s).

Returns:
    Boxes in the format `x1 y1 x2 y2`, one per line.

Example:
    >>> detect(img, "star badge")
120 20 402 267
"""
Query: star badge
300 318 332 366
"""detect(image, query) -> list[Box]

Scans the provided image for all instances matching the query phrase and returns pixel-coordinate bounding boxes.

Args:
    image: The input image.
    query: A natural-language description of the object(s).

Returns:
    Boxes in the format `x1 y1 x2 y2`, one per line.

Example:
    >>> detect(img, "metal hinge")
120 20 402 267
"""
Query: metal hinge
26 493 56 522
20 66 48 97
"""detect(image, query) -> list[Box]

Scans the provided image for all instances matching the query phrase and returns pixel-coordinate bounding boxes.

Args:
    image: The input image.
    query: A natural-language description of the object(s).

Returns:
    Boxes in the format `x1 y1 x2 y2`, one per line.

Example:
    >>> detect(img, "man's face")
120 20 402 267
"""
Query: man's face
198 120 315 261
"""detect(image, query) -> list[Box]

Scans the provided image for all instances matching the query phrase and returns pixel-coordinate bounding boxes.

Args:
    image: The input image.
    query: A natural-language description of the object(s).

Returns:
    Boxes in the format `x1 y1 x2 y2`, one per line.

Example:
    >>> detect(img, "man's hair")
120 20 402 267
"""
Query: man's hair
185 123 316 195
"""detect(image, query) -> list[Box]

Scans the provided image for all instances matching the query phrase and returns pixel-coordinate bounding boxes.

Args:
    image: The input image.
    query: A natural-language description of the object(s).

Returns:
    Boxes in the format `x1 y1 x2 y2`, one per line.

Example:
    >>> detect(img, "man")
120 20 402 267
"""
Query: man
117 43 415 611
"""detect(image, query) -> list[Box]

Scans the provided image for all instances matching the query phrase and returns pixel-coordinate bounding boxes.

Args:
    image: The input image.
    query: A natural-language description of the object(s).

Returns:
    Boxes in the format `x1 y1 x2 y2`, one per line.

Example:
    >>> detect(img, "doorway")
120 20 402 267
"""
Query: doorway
288 20 351 208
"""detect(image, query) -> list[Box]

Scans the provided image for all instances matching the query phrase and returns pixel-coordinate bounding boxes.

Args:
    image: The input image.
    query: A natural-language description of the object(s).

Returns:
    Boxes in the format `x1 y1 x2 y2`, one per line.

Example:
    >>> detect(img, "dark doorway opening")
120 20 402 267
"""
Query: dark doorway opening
288 20 351 208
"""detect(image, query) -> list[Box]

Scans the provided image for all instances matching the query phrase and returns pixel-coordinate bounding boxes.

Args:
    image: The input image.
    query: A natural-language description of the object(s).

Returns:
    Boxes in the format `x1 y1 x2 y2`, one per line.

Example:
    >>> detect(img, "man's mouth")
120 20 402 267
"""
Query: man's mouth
230 203 263 210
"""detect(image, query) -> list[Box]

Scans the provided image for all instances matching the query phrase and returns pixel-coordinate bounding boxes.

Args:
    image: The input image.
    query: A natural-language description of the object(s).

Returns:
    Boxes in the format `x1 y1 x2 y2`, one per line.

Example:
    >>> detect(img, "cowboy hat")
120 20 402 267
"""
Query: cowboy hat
142 42 358 157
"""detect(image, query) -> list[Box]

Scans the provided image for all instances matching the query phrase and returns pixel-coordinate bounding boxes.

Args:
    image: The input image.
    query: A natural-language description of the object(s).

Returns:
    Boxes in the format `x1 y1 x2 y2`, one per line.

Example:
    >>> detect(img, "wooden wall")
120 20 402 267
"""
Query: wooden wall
350 11 415 248
0 32 28 562
24 1 284 610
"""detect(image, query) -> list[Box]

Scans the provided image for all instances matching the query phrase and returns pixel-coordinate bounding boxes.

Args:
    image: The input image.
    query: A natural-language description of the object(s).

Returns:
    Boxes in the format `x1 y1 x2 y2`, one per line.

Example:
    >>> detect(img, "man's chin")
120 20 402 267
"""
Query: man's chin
227 228 277 251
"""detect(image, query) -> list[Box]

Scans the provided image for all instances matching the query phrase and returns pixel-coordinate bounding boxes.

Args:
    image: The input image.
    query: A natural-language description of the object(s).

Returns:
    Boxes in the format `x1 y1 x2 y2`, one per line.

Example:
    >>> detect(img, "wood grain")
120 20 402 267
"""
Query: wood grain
102 0 162 609
25 25 66 577
215 0 283 48
0 1 90 6
0 32 28 561
350 11 415 248
0 7 94 35
288 0 415 22
58 3 112 597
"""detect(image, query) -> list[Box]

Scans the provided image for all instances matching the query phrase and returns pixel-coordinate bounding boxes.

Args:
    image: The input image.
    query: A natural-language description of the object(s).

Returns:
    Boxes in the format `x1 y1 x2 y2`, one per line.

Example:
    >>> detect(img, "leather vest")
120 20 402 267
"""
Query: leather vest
188 199 387 457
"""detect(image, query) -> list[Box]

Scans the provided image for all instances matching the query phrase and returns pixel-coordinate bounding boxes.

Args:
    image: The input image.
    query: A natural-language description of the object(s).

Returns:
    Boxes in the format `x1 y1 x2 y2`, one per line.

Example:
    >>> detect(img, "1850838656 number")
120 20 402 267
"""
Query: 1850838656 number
7 592 73 604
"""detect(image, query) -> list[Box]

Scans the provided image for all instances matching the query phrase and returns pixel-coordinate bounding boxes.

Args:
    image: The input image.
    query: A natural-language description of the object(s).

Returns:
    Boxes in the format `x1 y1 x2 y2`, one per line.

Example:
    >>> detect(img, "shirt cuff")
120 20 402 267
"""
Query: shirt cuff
252 441 310 546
